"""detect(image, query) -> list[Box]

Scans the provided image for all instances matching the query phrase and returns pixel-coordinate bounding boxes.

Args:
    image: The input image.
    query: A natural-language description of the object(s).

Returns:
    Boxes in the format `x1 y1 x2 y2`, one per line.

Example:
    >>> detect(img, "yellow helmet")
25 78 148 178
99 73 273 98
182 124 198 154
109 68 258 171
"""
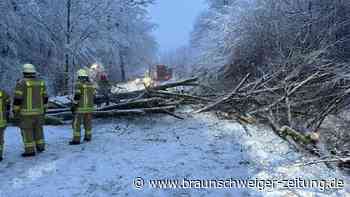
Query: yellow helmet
23 63 36 73
143 76 153 88
77 69 89 77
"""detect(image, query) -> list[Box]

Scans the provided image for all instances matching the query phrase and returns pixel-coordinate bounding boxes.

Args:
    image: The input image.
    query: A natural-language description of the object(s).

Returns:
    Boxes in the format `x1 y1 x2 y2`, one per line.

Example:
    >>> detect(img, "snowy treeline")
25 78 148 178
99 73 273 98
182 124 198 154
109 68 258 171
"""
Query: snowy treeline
190 0 350 83
0 0 157 94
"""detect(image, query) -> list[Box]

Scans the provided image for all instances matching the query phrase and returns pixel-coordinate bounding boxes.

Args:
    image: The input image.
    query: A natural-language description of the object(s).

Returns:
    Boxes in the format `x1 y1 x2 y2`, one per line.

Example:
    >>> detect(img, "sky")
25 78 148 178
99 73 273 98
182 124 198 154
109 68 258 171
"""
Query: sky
149 0 207 53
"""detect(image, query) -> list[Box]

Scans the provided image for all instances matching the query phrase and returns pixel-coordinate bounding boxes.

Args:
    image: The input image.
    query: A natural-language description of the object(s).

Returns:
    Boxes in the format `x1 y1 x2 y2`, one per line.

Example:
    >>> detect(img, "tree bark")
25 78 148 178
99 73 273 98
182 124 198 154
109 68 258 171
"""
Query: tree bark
119 49 126 81
64 0 72 94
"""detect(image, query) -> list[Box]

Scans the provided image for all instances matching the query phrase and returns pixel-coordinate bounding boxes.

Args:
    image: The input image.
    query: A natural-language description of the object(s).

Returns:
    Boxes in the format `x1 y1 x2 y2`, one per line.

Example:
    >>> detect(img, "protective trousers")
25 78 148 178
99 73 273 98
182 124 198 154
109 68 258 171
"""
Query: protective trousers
72 113 92 142
20 115 45 154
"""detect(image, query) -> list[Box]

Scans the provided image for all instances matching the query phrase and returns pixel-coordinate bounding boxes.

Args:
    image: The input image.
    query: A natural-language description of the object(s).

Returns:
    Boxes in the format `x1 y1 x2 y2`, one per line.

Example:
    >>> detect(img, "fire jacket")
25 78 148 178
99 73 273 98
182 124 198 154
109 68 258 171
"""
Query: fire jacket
74 81 95 114
13 78 48 116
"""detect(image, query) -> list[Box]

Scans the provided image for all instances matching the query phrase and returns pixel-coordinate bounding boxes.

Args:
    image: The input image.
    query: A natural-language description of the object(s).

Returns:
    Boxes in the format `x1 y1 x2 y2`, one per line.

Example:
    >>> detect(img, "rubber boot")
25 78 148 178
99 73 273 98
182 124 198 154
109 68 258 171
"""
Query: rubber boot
69 141 81 145
37 147 45 153
22 152 36 157
84 136 91 142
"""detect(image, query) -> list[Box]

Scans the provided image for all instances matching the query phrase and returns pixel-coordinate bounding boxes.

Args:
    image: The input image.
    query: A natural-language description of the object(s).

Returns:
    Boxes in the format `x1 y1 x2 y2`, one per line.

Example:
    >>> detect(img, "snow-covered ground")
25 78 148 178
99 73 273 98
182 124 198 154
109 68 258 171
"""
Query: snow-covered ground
0 109 349 197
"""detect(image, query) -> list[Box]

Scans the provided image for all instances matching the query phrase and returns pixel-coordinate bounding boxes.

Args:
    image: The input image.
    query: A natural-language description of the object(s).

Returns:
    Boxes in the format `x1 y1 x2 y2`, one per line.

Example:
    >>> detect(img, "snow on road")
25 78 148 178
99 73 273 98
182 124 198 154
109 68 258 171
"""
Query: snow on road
0 110 348 197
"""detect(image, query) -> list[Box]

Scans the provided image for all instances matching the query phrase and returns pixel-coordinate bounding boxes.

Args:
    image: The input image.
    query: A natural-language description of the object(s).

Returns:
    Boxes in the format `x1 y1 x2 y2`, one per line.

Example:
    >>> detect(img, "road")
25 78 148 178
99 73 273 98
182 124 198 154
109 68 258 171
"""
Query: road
0 109 347 196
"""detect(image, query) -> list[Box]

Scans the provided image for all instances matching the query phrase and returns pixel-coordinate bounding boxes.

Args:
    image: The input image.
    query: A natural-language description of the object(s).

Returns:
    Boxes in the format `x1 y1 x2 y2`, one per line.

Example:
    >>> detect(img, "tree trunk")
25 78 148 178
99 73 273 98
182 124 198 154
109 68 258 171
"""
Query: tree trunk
50 106 177 120
119 50 126 81
64 0 71 94
109 77 199 100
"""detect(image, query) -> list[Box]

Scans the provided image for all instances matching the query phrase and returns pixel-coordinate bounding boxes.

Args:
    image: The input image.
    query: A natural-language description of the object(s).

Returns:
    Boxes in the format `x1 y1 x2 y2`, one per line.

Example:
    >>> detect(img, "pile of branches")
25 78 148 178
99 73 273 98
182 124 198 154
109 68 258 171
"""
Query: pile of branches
197 63 350 154
47 77 212 121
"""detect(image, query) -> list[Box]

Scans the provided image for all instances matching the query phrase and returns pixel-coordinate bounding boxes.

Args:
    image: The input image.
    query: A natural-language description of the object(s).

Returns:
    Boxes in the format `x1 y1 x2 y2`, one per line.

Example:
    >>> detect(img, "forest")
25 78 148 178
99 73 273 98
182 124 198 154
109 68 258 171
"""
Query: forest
0 0 157 94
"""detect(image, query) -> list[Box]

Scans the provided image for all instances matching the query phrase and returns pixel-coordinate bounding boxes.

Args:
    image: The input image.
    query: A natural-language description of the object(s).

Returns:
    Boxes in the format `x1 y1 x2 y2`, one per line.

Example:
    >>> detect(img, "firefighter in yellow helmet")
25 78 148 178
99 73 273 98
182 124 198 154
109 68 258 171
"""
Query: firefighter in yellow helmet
0 89 10 161
70 69 95 145
13 64 48 157
143 70 154 88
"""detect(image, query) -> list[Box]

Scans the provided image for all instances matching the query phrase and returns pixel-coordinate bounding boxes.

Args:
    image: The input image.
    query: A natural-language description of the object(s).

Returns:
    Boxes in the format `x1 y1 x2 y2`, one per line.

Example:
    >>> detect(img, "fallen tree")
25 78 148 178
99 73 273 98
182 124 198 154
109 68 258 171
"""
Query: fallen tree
197 63 350 163
47 97 169 115
97 98 168 111
48 77 208 121
51 106 177 121
108 77 199 100
148 89 214 103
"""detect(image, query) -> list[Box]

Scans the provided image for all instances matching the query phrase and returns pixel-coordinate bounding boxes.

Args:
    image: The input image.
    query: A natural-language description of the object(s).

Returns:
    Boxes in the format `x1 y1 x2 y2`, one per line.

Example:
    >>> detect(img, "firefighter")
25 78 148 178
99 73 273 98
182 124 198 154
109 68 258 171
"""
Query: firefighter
0 90 10 161
70 69 95 145
98 72 111 106
143 70 154 88
13 64 48 157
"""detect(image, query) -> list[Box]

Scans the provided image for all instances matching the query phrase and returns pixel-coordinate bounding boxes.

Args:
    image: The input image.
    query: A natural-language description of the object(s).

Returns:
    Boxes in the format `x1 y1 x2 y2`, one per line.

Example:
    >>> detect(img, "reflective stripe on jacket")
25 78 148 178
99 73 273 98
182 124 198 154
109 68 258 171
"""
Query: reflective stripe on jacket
74 81 95 113
0 90 10 127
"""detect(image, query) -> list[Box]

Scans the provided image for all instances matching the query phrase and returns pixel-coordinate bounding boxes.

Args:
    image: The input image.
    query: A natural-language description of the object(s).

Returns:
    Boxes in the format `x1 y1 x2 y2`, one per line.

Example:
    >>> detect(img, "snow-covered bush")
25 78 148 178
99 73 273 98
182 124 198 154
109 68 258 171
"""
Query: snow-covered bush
191 0 350 85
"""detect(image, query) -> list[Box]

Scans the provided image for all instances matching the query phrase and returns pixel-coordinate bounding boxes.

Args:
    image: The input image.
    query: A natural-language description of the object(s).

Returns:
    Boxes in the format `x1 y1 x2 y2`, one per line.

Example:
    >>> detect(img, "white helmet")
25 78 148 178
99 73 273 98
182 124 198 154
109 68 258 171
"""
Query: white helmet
23 63 36 74
91 62 105 72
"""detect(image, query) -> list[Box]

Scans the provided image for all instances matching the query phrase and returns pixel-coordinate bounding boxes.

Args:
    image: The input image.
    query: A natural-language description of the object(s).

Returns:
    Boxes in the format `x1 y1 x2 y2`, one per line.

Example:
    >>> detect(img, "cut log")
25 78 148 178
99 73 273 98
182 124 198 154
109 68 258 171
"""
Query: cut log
216 111 256 124
139 106 176 113
97 98 167 111
153 77 198 90
109 77 199 100
50 106 177 120
47 108 70 114
109 91 144 100
48 97 170 114
95 106 180 119
149 90 213 103
278 126 319 145
48 101 69 109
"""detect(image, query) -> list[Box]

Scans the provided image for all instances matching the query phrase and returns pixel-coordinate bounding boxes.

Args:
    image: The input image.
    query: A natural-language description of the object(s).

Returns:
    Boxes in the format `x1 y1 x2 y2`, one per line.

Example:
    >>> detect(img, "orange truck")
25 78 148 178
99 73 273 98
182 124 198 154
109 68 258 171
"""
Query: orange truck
150 65 173 81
